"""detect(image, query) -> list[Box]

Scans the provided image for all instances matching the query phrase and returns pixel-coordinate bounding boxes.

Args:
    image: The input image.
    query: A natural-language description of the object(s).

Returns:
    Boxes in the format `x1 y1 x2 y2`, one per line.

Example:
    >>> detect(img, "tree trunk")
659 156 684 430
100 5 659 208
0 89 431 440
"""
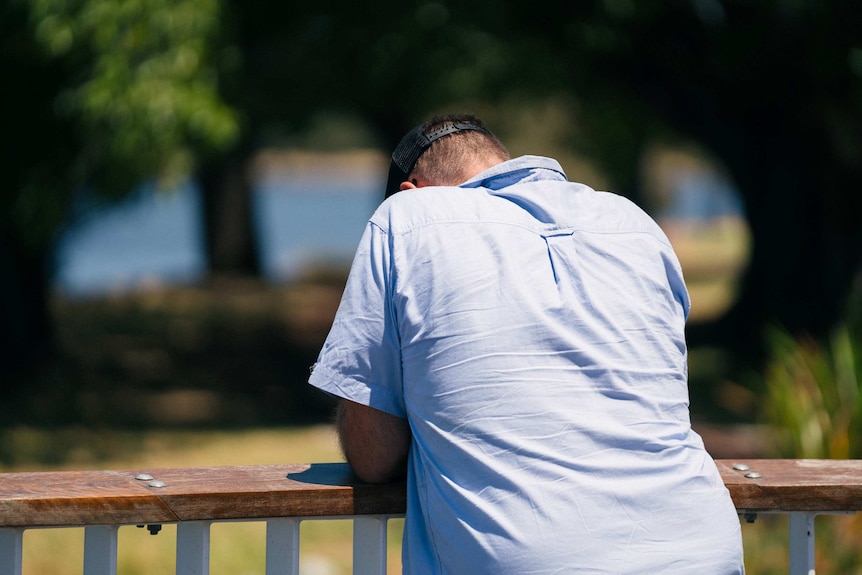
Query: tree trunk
0 232 51 391
198 145 262 277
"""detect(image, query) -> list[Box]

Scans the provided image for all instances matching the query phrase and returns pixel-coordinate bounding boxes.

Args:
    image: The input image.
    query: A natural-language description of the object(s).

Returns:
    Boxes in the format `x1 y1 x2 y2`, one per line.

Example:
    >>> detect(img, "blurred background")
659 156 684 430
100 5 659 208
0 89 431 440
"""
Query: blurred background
2 0 862 572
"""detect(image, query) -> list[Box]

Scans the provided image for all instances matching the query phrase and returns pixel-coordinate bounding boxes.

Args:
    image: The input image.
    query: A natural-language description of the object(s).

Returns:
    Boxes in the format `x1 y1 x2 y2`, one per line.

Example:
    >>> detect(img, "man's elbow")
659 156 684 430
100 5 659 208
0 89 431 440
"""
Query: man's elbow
348 455 407 484
336 399 411 483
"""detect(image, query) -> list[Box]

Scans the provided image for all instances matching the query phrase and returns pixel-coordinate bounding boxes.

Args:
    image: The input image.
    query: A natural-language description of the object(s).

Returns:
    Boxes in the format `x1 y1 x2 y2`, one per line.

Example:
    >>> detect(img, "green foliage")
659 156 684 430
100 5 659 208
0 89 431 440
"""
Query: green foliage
759 295 862 573
762 322 862 459
23 0 239 192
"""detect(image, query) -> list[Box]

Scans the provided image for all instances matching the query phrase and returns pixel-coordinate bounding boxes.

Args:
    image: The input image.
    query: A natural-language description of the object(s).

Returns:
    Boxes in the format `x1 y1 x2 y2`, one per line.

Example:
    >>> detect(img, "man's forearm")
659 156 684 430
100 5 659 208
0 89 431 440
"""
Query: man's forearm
336 399 411 483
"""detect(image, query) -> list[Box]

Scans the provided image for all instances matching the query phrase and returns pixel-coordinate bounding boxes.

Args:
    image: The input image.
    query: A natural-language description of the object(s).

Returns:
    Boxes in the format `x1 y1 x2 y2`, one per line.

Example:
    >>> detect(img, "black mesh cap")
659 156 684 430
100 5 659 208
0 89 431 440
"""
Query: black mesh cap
384 120 492 199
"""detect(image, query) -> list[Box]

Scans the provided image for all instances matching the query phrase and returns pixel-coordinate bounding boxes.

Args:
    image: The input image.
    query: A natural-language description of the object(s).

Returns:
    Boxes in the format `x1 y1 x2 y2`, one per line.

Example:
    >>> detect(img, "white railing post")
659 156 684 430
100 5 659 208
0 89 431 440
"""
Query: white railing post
84 525 119 575
265 518 301 575
788 512 816 575
0 528 23 575
176 521 211 575
353 516 389 575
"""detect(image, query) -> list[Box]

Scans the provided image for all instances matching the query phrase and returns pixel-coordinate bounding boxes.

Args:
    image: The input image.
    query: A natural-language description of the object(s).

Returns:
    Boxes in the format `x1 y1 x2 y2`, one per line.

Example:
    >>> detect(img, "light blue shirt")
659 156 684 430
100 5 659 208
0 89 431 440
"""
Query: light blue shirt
309 156 744 574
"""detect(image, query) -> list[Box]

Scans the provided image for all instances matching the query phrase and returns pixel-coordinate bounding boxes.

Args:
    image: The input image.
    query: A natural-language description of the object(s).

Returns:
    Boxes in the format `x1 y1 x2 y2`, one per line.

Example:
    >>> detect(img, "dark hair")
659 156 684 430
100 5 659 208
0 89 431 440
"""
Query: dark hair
411 114 510 186
385 114 510 197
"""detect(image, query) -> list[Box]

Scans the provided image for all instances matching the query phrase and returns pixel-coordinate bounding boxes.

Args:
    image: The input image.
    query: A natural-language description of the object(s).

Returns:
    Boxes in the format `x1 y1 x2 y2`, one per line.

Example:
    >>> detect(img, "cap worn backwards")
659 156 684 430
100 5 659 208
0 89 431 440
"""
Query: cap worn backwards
384 120 491 199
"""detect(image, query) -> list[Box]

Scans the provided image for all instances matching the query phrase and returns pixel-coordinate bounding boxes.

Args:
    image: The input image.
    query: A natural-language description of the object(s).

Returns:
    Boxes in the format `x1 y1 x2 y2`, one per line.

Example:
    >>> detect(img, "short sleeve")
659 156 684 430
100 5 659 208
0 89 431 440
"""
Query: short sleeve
308 221 405 418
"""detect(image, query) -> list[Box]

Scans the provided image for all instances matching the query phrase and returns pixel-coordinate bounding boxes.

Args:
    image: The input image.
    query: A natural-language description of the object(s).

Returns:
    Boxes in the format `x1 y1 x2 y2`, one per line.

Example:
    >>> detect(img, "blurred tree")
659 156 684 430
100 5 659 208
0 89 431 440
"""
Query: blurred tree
545 0 862 361
227 0 862 365
4 0 861 387
1 0 238 383
0 0 72 384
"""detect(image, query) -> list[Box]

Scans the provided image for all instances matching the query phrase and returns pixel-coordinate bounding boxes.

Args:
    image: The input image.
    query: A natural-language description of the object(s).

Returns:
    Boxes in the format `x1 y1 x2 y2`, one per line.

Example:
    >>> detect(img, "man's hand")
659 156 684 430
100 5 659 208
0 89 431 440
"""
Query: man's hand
336 399 411 483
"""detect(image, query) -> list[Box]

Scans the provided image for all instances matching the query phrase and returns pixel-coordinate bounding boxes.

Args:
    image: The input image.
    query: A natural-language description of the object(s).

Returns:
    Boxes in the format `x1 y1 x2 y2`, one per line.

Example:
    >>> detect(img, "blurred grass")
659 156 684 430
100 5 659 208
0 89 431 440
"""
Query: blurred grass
762 324 861 459
751 318 862 574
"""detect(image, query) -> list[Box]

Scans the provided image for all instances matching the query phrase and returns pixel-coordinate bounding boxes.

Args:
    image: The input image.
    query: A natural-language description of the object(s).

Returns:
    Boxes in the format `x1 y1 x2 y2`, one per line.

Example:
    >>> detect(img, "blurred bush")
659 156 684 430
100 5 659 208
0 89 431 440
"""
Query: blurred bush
25 0 239 192
763 323 861 459
756 291 862 574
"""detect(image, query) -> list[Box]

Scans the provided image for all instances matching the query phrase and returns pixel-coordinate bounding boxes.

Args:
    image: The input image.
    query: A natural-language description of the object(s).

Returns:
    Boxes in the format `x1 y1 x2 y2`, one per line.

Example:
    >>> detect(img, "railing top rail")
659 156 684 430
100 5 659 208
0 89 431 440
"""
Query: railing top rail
717 459 862 513
1 459 859 529
0 463 406 528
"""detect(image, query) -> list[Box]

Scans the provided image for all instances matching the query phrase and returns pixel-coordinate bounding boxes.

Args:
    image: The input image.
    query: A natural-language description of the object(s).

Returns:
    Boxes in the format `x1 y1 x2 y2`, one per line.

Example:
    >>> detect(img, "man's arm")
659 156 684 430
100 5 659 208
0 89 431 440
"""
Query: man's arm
336 399 411 483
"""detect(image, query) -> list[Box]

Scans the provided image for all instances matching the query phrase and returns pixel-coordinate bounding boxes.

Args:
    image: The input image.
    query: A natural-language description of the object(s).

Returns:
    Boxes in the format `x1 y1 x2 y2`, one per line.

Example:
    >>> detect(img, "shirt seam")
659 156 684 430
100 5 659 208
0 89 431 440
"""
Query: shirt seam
378 218 675 249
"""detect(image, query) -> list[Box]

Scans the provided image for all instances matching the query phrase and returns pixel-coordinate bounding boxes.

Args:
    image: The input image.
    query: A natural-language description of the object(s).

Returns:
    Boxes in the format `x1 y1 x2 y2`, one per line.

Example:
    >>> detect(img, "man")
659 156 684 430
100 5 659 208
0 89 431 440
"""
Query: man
309 114 745 573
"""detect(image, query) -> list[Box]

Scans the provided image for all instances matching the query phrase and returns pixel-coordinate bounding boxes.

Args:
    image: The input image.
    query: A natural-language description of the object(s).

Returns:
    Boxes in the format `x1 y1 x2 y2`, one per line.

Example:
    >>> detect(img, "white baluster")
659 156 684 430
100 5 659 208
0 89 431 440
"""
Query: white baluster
266 518 301 575
84 525 118 575
788 512 816 575
353 516 388 575
176 521 211 575
0 528 23 575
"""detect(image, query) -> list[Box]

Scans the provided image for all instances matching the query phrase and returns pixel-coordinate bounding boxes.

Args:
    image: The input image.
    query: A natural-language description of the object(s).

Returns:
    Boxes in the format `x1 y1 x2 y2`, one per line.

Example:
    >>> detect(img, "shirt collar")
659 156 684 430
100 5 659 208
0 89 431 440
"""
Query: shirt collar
460 155 568 190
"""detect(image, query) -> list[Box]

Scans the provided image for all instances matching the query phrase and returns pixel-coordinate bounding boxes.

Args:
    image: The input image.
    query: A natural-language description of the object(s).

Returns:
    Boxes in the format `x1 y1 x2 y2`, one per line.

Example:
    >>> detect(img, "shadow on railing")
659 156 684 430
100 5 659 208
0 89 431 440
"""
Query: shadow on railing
1 460 860 575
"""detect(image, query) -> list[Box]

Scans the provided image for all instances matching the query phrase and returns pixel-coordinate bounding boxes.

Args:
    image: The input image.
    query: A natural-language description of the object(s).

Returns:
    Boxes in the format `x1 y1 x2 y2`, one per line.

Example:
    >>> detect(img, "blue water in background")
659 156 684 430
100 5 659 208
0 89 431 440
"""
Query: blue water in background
252 173 382 282
54 172 383 297
52 160 741 298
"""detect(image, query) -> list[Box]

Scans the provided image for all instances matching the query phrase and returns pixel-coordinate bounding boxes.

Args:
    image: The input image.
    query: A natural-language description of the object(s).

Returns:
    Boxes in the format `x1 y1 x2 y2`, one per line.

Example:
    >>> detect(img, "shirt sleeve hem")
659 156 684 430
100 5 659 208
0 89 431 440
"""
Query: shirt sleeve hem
309 363 406 419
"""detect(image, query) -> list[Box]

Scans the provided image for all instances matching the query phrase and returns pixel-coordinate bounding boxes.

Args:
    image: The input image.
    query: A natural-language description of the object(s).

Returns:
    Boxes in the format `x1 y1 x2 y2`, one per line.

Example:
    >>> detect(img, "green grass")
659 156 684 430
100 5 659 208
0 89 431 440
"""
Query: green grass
762 324 862 459
751 318 862 574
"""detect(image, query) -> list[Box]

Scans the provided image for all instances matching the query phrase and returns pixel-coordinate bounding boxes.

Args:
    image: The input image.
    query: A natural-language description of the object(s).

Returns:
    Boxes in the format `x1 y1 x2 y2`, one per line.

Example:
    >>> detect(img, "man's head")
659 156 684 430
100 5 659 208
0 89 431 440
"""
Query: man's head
384 114 510 198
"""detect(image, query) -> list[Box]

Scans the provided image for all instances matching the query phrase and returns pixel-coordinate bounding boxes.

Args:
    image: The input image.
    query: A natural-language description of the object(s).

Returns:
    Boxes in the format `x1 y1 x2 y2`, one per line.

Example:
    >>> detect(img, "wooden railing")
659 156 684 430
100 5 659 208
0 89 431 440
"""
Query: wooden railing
1 459 861 575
